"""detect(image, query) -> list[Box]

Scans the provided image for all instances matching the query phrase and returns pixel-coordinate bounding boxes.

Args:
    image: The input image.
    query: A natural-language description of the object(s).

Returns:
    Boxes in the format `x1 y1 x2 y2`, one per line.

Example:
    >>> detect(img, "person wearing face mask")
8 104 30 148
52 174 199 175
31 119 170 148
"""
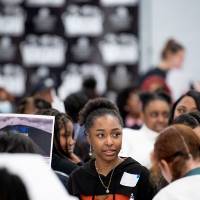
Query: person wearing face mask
119 91 172 168
0 87 14 113
151 124 200 200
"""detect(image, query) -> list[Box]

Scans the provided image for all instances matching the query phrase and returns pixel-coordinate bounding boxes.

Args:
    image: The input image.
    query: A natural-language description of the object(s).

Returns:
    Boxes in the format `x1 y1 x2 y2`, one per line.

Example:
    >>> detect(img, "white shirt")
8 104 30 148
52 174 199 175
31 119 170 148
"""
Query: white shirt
119 125 158 168
153 175 200 200
0 154 77 200
167 68 190 100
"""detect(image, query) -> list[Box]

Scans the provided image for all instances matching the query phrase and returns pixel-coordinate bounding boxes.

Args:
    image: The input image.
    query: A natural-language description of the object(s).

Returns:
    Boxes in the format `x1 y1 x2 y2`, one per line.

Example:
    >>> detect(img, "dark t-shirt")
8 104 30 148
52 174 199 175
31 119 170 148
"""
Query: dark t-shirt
68 157 157 200
51 153 78 175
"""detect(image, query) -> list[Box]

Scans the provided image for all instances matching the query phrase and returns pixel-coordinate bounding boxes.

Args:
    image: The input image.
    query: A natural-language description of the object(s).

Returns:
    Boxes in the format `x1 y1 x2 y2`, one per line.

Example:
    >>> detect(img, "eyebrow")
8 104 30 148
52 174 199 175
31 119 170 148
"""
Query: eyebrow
111 128 121 131
176 105 186 108
96 128 121 132
96 129 104 132
177 105 197 109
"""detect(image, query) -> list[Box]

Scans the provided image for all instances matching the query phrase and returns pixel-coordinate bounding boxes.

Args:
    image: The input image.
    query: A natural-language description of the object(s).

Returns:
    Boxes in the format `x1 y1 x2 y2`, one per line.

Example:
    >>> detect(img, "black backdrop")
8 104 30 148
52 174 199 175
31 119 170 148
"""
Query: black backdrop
0 0 139 99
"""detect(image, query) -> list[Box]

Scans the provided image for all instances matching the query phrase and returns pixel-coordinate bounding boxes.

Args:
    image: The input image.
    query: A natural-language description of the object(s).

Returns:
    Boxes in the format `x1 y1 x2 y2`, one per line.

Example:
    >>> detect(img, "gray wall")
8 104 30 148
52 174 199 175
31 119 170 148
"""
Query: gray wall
140 0 200 81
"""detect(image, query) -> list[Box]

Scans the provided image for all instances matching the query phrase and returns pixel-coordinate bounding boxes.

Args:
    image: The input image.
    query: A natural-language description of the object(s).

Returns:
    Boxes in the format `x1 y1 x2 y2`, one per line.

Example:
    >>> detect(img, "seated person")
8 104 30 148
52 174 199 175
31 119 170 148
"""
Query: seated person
68 98 156 200
120 91 171 168
173 111 200 138
152 124 200 200
38 109 82 175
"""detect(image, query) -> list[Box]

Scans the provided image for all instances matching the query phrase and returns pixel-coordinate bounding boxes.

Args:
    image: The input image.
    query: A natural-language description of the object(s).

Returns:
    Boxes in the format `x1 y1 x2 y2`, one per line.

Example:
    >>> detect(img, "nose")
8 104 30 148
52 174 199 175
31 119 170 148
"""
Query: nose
69 137 75 146
105 135 113 146
157 114 165 124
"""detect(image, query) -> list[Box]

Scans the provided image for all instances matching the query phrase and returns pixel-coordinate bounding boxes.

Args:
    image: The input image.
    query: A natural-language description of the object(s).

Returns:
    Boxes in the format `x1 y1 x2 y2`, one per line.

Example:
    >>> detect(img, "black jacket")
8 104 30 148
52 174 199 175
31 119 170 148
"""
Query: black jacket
68 157 156 200
51 153 78 175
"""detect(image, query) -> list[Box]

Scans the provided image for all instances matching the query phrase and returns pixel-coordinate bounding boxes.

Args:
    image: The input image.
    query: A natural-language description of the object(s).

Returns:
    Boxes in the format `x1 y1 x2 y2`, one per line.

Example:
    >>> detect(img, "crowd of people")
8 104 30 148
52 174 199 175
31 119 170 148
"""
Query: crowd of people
0 38 200 200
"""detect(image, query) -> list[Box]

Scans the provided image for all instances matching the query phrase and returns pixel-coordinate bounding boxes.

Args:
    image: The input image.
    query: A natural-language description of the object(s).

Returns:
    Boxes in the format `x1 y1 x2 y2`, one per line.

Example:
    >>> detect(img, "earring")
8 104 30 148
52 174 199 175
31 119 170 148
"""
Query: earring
89 145 92 157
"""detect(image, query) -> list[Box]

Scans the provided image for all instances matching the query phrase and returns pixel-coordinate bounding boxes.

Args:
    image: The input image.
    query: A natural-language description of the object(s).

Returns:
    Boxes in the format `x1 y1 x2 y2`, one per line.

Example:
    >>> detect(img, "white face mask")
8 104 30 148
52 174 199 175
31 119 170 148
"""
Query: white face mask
0 101 13 113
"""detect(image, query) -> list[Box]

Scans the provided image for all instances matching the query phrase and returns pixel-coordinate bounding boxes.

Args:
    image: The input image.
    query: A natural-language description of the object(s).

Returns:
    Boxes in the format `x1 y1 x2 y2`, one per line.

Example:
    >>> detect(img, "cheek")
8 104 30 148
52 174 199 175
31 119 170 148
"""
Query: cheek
65 138 70 146
118 134 122 144
193 127 200 139
60 137 66 147
145 116 155 125
67 137 75 146
113 136 122 151
174 109 180 119
171 56 183 67
89 136 100 148
117 139 122 150
162 115 169 123
176 56 184 65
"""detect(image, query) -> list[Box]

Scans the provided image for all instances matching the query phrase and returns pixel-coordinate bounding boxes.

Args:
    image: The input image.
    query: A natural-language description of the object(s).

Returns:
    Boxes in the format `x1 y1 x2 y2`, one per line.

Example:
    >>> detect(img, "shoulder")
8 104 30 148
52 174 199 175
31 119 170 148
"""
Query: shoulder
119 157 149 175
52 154 78 175
69 159 95 180
127 158 150 179
153 182 178 200
141 67 158 78
153 176 200 200
120 158 156 200
121 157 152 182
147 67 166 77
67 160 97 196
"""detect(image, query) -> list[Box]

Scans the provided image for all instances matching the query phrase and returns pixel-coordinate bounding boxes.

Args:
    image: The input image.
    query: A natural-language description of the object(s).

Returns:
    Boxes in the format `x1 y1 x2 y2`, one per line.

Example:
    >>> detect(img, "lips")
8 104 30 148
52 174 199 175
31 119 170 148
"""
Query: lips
67 148 73 153
102 149 116 156
156 124 166 131
65 146 74 153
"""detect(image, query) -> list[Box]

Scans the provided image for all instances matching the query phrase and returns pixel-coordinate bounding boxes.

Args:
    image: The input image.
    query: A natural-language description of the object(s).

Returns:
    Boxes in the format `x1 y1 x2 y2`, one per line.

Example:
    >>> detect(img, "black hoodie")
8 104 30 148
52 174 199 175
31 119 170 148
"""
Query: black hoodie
68 157 156 200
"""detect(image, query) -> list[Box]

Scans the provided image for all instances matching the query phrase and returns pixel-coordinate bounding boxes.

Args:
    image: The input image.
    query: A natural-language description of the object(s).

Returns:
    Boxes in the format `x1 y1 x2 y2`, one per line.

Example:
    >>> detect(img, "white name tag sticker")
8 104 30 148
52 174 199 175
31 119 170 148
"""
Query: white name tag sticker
120 172 140 187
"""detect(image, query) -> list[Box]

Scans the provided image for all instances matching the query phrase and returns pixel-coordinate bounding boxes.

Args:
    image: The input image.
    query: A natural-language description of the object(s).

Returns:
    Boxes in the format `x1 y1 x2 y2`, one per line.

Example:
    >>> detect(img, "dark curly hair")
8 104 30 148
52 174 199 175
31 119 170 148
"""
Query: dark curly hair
79 97 123 133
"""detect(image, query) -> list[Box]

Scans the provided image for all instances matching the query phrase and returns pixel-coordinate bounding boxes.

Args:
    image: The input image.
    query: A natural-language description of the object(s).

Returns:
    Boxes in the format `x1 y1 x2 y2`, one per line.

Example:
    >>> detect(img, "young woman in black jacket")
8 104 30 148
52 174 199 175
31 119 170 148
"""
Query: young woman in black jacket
68 98 156 200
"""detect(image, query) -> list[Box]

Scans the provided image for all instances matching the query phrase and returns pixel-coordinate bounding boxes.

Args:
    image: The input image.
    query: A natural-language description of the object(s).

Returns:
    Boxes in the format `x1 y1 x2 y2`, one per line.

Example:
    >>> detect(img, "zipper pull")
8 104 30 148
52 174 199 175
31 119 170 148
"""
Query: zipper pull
129 193 134 200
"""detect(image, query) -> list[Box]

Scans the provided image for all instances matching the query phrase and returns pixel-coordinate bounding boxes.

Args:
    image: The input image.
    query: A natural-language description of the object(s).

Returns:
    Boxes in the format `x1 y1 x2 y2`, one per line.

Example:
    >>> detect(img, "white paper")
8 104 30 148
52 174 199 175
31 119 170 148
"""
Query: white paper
120 172 140 187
